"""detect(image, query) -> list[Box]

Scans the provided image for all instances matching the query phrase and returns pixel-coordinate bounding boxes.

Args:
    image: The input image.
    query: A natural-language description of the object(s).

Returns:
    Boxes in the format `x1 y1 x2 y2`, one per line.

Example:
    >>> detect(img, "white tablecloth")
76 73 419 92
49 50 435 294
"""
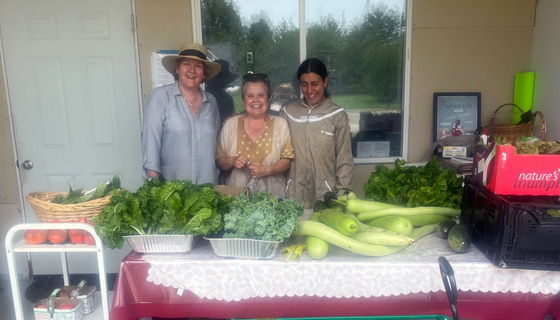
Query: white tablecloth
142 234 560 302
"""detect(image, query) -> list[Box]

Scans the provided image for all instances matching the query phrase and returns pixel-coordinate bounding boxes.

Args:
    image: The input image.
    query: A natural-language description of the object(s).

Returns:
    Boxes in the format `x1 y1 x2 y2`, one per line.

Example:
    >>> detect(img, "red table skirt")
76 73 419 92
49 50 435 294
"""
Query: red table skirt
110 252 560 320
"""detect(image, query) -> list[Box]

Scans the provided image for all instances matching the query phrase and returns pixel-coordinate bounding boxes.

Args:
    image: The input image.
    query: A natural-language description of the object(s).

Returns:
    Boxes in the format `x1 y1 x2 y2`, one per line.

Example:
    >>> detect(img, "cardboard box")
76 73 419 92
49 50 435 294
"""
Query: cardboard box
33 298 83 320
215 185 246 197
62 285 97 314
473 143 560 195
442 146 467 158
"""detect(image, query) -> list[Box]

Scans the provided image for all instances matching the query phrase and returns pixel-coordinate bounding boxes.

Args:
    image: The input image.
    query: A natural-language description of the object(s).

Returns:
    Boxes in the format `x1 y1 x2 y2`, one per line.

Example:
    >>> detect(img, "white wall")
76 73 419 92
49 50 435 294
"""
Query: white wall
532 0 560 141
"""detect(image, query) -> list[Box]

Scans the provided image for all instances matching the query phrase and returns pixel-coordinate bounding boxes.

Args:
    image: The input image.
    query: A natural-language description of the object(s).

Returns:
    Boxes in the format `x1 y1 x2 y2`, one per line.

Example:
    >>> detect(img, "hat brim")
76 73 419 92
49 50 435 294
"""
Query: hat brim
162 55 221 81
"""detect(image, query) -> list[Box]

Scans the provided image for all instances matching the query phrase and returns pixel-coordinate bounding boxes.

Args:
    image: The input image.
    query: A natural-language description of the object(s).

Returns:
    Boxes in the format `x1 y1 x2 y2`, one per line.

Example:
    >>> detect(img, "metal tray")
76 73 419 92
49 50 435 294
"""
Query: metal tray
124 234 198 253
204 237 281 259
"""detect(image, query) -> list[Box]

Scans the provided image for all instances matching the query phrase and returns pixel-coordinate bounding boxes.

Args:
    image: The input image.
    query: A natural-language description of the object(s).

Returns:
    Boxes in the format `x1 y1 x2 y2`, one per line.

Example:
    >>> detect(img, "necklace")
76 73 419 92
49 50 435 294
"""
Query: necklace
185 92 199 106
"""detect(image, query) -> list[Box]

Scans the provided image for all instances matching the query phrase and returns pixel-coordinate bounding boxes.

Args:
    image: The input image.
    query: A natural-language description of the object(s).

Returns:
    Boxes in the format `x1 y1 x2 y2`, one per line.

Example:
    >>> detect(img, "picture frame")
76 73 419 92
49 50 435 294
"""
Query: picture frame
433 92 481 141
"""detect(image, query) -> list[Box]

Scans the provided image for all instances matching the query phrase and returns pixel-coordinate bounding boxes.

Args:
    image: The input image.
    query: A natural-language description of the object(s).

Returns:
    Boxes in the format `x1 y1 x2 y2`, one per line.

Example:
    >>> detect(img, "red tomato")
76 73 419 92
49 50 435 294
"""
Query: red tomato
24 229 48 245
47 229 68 244
68 229 84 244
57 304 74 310
84 232 96 245
35 304 47 309
77 217 88 223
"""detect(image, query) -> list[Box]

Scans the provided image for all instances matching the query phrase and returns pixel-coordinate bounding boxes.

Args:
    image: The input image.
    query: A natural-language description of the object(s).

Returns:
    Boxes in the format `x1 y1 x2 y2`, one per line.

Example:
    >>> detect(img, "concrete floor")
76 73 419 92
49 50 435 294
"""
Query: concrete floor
0 279 36 320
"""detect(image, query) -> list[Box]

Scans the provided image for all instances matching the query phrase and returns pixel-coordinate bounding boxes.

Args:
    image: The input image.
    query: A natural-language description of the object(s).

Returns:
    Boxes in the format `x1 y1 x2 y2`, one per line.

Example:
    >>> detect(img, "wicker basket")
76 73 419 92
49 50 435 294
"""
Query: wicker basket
26 191 112 222
486 103 547 142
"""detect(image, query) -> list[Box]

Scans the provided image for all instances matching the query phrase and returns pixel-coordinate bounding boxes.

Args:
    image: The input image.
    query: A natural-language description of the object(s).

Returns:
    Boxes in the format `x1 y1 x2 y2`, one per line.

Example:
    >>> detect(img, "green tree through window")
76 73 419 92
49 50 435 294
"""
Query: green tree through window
201 0 407 159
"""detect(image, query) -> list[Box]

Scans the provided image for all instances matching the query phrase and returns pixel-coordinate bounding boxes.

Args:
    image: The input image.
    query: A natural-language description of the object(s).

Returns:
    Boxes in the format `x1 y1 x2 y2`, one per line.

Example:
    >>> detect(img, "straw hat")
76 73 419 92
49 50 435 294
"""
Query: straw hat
161 43 221 80
206 60 239 87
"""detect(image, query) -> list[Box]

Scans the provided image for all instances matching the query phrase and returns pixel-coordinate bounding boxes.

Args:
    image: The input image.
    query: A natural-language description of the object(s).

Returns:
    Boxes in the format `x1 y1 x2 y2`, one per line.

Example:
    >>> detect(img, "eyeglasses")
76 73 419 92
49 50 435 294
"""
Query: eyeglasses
242 72 269 84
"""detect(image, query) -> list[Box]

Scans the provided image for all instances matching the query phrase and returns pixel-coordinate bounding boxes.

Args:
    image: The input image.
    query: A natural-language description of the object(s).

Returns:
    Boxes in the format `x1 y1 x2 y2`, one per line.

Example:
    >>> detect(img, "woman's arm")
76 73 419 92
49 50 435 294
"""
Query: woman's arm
142 90 165 179
146 170 160 180
334 112 354 194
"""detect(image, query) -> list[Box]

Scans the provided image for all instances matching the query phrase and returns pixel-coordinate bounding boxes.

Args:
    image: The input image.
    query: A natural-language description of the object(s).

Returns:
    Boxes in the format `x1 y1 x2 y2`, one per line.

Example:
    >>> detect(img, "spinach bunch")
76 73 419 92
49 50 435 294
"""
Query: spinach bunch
223 192 304 241
363 156 464 209
93 179 233 249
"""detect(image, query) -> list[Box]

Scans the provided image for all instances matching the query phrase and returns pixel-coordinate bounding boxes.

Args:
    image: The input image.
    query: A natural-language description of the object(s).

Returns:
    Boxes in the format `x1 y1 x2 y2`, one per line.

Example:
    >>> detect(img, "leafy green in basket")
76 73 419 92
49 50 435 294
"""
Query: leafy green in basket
51 175 121 204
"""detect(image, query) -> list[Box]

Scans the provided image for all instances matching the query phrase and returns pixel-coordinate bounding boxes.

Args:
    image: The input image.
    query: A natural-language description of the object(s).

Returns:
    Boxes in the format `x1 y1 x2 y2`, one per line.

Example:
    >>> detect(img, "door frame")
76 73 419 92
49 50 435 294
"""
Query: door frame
0 0 145 278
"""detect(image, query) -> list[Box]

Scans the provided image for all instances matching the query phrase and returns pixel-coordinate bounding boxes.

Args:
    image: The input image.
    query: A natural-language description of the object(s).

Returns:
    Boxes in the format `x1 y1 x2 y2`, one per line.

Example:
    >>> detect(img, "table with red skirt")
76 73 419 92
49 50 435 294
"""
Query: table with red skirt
109 234 560 320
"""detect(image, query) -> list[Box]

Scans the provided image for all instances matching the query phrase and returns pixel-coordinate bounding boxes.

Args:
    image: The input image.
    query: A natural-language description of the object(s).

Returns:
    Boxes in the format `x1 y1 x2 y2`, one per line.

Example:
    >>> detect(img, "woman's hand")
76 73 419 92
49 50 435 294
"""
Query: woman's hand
232 155 250 169
248 162 270 179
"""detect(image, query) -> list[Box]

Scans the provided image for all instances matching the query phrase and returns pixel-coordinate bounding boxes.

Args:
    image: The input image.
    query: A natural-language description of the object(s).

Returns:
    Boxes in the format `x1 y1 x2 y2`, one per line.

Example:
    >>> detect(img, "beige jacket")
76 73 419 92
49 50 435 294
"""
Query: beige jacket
281 98 354 208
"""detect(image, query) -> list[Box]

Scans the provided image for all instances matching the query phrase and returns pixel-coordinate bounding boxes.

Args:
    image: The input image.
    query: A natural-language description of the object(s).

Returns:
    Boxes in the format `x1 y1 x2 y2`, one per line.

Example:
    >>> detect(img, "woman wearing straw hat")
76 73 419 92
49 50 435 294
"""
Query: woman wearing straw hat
142 42 222 185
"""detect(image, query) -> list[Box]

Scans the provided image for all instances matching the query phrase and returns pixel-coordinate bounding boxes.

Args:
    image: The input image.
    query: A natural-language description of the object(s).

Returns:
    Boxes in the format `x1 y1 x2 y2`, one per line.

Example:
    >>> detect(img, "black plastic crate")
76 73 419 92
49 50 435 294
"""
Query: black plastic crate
461 176 560 270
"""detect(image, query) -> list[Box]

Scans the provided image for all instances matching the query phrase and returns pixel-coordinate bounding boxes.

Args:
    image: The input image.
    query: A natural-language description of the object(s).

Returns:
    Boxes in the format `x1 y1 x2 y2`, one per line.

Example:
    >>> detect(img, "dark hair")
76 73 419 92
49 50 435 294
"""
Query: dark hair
297 58 330 98
241 73 272 100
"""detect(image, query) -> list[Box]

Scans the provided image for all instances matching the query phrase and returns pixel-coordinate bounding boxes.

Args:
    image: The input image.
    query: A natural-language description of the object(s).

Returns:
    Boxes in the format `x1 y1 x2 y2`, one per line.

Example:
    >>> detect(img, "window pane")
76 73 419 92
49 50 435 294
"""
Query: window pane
201 0 300 116
306 0 406 158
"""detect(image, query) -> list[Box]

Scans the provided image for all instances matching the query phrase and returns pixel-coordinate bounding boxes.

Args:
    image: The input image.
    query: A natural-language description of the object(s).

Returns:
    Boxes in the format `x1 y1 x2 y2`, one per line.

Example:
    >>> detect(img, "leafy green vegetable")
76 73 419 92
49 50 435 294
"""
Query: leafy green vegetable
51 174 122 204
222 192 304 241
363 156 463 209
93 179 234 249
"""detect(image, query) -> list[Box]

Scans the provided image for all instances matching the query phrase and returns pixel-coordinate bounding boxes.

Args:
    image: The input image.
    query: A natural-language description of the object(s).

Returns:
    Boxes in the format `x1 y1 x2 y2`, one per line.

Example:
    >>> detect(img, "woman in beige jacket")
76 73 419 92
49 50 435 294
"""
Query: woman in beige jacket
281 58 354 208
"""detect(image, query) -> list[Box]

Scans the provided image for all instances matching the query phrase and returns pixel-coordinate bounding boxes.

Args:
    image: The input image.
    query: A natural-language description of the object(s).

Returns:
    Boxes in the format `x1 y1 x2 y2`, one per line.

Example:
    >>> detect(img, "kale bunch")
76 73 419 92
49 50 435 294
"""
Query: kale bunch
364 156 464 209
223 192 304 241
93 179 234 249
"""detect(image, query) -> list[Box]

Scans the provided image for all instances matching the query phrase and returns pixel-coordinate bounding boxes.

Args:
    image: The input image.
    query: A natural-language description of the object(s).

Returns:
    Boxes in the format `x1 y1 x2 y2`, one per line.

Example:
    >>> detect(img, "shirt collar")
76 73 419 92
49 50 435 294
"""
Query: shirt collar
301 97 331 109
172 81 210 104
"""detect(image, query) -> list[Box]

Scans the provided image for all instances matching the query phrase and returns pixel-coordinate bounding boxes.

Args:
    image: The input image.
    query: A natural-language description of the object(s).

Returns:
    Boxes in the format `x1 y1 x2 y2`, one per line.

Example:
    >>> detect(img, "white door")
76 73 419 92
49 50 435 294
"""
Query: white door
0 0 144 274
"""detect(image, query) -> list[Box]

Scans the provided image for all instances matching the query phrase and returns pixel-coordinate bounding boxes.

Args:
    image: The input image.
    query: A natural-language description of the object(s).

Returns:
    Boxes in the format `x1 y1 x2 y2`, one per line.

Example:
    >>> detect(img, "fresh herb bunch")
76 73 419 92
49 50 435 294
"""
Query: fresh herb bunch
223 192 304 242
92 179 234 249
363 156 463 209
51 175 121 204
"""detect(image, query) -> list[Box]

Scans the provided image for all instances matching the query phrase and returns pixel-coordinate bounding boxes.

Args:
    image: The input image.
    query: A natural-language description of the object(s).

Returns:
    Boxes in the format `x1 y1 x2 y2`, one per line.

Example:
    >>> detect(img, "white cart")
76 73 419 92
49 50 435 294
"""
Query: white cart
5 223 110 320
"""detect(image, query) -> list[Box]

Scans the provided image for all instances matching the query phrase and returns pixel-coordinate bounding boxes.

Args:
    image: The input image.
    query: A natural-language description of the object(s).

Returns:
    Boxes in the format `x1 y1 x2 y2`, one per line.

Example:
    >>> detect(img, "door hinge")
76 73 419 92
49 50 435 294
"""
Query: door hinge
131 14 136 32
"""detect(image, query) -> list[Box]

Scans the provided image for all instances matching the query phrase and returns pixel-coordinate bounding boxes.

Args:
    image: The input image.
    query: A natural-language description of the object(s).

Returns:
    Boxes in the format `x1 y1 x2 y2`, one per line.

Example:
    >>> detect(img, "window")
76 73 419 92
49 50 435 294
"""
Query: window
199 0 409 163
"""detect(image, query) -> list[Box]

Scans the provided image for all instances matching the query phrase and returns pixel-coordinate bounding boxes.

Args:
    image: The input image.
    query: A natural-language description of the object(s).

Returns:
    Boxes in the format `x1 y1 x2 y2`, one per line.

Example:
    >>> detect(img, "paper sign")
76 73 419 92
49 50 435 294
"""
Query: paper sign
152 51 178 89
357 141 390 158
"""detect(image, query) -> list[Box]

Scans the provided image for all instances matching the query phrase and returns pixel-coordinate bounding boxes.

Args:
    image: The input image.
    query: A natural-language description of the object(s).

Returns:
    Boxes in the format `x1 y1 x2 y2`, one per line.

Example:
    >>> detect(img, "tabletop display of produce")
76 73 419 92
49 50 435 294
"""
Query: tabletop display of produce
22 157 474 260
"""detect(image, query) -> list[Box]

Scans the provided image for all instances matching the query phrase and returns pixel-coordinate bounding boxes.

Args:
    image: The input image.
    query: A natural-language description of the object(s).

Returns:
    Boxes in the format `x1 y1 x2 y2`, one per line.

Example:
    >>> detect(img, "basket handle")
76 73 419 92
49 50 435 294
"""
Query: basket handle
488 103 525 127
530 111 547 141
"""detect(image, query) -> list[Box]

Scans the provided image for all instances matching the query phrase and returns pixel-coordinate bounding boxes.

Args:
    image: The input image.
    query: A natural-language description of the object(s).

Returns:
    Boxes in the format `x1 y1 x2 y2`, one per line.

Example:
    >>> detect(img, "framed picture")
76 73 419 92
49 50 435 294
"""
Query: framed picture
433 92 481 141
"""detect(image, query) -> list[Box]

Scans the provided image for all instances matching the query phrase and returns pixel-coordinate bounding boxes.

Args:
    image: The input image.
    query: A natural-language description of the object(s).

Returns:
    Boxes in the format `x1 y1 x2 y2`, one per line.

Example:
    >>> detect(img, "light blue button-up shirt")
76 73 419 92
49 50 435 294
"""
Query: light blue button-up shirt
142 81 219 185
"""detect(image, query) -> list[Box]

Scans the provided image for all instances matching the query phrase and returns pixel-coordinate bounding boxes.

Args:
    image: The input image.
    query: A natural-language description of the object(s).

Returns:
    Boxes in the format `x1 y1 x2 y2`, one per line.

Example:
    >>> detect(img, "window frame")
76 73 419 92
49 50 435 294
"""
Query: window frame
192 0 412 164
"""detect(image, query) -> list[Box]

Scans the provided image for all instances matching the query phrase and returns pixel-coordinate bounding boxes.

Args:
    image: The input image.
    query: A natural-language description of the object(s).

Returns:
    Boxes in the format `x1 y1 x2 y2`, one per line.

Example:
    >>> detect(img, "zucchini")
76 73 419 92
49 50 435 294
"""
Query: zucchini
309 212 321 222
368 216 413 236
345 213 401 235
409 223 439 240
306 236 329 259
357 206 460 221
406 214 453 227
293 220 407 257
447 224 473 253
436 219 457 239
319 208 358 236
351 231 413 246
346 199 397 213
